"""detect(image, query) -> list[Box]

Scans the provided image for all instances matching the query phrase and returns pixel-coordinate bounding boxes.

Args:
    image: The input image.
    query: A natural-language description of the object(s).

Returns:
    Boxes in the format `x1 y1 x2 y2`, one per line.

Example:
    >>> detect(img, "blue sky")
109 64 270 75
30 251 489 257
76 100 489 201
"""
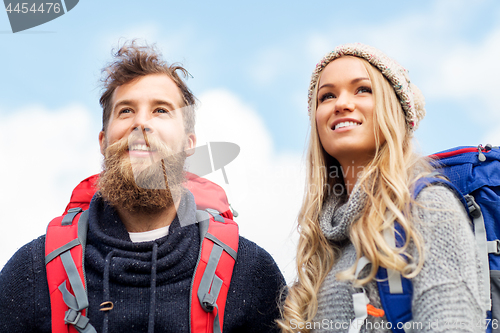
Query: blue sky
2 0 500 281
1 0 499 154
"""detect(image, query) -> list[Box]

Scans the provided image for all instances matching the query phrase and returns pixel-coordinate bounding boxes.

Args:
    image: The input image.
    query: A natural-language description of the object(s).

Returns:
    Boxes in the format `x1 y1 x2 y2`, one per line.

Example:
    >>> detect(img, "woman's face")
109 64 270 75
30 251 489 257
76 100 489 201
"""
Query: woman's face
315 56 380 168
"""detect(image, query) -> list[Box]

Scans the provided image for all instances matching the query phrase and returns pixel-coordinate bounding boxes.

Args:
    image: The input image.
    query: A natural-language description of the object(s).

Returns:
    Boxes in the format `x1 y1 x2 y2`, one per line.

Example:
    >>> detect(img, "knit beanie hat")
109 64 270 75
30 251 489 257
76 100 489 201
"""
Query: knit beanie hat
308 43 426 131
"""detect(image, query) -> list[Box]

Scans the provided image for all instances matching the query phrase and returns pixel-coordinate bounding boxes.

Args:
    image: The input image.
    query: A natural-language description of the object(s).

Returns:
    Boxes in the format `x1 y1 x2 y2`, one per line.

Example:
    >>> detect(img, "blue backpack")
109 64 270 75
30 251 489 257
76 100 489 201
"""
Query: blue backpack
376 144 500 333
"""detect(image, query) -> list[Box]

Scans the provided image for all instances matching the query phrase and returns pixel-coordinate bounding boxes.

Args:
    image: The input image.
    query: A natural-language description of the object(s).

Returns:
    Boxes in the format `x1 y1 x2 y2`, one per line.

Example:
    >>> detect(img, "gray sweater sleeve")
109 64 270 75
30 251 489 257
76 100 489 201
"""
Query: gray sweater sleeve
410 185 486 332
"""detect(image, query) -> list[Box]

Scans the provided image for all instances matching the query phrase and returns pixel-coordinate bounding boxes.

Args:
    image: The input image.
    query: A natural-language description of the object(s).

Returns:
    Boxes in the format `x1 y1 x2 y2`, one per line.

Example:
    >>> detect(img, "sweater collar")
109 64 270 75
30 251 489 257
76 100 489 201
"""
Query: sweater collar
319 181 367 242
88 189 197 243
85 189 200 286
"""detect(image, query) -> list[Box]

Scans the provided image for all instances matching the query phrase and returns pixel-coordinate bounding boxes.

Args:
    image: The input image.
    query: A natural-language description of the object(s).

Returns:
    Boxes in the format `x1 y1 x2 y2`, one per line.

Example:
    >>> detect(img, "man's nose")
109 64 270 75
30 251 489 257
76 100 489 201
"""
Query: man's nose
132 111 153 133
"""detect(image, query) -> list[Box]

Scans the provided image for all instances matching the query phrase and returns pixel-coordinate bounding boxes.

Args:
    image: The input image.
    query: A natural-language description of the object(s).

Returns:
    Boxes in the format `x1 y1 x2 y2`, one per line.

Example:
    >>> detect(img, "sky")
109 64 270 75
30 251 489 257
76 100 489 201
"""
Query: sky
1 0 500 283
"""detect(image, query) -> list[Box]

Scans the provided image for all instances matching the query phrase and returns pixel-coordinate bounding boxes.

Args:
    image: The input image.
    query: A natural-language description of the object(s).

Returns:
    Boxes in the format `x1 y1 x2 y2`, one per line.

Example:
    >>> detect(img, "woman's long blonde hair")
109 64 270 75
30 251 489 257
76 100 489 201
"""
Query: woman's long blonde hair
278 57 431 332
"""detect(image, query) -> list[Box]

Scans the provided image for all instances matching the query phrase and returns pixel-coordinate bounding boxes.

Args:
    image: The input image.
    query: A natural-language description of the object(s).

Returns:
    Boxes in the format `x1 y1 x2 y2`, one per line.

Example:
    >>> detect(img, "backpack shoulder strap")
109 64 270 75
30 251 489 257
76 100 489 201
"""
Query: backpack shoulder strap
191 209 239 333
45 208 96 333
375 223 413 333
376 175 469 333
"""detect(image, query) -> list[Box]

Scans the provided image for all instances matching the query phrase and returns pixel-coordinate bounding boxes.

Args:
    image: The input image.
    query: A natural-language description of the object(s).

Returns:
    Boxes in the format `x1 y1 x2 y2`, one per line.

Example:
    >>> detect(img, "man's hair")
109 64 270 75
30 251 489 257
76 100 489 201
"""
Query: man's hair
99 40 196 134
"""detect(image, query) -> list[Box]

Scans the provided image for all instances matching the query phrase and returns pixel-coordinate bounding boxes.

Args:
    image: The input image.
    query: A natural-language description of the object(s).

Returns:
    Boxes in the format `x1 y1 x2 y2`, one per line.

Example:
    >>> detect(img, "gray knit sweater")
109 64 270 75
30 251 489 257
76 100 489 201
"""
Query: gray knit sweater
312 183 486 333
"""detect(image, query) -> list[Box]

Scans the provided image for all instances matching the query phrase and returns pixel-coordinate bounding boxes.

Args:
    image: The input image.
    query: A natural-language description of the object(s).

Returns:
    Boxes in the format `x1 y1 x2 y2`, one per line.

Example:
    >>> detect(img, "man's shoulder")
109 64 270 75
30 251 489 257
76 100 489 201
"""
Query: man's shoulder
1 235 46 284
2 235 46 271
237 236 273 260
223 236 285 332
234 236 284 281
0 235 49 329
1 231 57 332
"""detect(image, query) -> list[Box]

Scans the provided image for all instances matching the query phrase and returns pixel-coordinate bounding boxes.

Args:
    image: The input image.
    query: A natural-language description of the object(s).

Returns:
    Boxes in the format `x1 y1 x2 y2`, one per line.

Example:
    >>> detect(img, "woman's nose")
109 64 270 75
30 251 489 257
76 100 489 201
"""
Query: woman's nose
334 92 355 114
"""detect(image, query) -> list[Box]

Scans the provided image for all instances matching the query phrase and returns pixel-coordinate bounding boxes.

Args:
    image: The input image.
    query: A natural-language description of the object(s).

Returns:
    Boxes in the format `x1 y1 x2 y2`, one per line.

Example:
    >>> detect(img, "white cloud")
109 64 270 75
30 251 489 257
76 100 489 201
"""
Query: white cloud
0 105 101 268
188 90 304 282
429 28 500 111
372 2 500 117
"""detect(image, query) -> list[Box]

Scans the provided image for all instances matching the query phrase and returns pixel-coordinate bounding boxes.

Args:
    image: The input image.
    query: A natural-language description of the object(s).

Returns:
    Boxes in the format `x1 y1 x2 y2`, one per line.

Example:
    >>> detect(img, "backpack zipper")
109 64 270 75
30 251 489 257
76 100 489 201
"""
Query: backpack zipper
478 145 486 162
430 143 497 161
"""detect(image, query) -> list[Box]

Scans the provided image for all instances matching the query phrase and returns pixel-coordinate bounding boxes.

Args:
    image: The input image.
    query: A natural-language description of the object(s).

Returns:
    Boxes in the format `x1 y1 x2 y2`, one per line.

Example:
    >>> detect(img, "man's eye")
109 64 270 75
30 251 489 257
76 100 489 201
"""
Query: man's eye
319 93 336 102
119 108 132 114
156 108 170 114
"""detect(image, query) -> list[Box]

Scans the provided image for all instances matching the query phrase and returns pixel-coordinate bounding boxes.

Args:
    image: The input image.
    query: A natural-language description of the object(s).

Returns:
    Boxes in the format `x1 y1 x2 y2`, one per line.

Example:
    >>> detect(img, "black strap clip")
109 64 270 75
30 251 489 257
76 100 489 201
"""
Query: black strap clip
202 294 216 312
464 194 481 219
64 309 90 329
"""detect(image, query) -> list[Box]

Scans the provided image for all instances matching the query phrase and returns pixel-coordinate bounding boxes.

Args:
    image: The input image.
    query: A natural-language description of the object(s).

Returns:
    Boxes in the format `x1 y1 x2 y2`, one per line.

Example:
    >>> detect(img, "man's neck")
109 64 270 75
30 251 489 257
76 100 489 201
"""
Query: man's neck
115 199 180 233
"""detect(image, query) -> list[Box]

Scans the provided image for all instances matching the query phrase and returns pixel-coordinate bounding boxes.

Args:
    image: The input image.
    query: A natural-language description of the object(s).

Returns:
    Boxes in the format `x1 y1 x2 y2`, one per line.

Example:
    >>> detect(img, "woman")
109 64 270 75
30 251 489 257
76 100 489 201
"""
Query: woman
279 43 486 332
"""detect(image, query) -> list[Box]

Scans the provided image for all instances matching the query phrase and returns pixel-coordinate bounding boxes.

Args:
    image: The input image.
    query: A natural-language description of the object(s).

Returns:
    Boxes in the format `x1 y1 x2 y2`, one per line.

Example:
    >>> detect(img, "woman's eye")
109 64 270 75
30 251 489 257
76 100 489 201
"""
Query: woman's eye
357 86 372 94
320 93 336 102
155 108 170 114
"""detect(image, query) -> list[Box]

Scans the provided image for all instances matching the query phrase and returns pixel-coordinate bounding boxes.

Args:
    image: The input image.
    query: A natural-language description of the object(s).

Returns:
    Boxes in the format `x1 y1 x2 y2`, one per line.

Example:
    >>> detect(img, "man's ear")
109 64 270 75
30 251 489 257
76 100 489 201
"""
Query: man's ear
185 133 196 157
99 131 106 156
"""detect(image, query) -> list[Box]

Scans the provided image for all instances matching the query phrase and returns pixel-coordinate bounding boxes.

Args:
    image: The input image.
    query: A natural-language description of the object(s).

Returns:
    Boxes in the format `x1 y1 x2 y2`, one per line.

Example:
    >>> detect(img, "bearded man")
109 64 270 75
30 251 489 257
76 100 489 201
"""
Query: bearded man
0 41 286 333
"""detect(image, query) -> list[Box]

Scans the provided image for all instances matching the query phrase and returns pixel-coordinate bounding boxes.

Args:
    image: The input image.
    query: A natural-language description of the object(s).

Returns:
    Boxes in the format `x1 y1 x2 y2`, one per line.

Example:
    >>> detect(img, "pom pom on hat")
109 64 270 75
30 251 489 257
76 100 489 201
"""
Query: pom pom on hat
308 43 426 132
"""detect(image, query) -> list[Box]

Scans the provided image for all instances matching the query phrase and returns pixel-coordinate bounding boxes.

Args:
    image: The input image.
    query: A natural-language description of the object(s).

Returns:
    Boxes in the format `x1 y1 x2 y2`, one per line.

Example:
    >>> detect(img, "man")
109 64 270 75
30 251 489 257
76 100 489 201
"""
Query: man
0 41 285 332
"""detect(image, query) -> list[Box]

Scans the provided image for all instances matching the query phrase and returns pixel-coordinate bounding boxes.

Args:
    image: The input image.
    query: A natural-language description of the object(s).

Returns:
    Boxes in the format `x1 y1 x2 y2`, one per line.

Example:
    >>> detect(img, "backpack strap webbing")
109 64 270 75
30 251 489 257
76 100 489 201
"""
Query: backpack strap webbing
464 193 492 311
191 210 239 333
348 257 371 333
375 222 414 333
376 176 471 333
45 208 96 333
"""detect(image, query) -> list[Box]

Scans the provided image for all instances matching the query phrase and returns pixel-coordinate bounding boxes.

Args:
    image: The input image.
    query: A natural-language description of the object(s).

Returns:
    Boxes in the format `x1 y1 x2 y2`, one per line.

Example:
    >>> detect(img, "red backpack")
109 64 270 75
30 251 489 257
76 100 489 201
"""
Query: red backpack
63 172 235 219
45 173 239 333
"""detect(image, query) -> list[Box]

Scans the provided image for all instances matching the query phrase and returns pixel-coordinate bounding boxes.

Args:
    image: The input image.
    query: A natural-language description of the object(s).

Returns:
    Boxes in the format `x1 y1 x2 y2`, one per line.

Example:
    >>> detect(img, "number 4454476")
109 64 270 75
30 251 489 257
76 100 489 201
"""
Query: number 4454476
5 3 61 14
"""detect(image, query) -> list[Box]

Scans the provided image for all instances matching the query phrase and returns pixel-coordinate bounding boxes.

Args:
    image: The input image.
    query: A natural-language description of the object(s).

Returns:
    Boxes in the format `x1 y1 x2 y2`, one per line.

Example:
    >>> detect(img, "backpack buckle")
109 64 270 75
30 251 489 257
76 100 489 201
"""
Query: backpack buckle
488 240 500 255
64 309 82 325
494 240 500 255
64 309 90 329
202 294 216 312
464 195 481 219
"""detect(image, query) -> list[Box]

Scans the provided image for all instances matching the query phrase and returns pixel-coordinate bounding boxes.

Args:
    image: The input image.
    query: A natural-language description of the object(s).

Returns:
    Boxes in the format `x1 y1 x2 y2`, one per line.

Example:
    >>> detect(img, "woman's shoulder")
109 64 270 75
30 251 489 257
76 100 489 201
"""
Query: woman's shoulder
413 181 468 216
411 182 473 242
409 183 486 320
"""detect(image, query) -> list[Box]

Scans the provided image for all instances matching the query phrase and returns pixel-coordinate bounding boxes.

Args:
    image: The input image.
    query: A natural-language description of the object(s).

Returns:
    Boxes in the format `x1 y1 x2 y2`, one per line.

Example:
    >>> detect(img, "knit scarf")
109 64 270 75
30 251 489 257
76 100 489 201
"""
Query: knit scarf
319 182 367 243
312 183 388 333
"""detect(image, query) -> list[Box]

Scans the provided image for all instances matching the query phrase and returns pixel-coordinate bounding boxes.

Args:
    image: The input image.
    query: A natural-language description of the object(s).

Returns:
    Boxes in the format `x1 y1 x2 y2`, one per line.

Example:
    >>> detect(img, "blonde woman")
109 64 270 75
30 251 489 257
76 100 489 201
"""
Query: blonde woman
279 44 486 333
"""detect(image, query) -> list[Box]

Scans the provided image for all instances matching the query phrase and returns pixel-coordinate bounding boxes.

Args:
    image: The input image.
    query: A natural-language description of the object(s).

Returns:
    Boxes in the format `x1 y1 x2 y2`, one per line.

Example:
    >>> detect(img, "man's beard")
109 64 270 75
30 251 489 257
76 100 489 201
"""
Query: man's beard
99 135 187 214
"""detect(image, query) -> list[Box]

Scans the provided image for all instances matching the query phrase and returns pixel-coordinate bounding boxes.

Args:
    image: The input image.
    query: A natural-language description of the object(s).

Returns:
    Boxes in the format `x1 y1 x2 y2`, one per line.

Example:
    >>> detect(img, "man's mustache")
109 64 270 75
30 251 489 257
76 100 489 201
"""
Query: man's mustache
105 131 186 161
